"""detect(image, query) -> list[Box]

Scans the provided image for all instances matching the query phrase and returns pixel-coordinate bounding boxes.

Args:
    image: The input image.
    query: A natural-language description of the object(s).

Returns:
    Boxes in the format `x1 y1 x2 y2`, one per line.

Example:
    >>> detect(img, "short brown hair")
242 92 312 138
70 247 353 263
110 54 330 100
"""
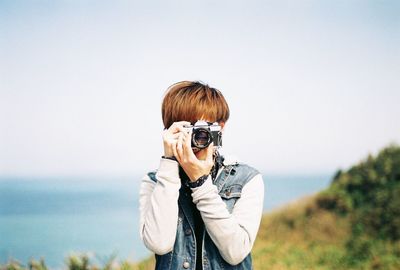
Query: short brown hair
162 81 230 129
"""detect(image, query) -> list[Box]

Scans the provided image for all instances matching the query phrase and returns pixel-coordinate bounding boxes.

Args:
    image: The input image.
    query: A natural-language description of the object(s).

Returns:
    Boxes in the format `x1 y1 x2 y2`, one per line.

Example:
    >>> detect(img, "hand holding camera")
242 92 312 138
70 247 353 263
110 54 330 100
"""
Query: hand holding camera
173 129 214 182
162 121 191 158
163 120 222 181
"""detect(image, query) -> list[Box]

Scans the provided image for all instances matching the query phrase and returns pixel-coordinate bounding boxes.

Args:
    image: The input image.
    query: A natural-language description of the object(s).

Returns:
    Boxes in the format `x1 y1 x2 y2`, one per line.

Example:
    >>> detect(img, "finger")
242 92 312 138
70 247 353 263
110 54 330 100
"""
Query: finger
171 126 189 137
183 129 192 146
171 141 180 162
183 130 194 154
163 133 181 147
170 133 181 140
169 121 191 133
176 133 184 159
168 126 183 135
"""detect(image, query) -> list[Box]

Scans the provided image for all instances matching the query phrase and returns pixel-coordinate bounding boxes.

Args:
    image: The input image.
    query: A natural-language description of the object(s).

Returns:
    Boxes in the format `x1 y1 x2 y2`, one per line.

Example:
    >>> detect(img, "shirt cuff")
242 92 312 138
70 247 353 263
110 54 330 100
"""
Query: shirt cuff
155 158 180 184
190 176 217 203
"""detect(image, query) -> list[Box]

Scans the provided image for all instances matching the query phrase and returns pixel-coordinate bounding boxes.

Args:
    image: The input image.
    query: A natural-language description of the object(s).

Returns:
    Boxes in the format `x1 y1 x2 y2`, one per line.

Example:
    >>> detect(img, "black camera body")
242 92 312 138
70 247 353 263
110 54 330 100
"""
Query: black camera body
183 121 222 149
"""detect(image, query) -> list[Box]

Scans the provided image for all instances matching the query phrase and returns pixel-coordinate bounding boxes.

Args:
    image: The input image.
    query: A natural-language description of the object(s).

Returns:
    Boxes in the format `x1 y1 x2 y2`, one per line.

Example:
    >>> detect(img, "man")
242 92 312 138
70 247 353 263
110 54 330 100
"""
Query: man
139 81 264 269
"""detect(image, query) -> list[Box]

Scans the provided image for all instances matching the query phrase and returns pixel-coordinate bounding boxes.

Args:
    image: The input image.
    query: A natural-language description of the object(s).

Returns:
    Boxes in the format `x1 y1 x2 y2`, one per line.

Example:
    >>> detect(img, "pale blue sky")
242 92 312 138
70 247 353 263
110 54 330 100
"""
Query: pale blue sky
1 0 399 177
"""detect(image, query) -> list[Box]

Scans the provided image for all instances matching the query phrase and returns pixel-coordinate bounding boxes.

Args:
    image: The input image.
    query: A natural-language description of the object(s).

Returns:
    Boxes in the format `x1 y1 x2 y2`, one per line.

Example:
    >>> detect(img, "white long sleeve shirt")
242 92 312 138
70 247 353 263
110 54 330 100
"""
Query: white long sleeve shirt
139 155 264 265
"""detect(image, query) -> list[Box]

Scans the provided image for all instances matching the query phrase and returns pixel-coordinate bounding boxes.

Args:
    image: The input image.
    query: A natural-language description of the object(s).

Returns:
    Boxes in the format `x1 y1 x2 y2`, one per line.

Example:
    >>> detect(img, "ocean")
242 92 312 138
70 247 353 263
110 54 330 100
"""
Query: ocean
0 173 332 267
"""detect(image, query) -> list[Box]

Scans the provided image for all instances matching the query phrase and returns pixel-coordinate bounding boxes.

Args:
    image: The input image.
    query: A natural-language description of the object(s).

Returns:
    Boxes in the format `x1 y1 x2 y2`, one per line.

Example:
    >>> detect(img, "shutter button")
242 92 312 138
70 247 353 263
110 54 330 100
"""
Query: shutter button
183 261 190 268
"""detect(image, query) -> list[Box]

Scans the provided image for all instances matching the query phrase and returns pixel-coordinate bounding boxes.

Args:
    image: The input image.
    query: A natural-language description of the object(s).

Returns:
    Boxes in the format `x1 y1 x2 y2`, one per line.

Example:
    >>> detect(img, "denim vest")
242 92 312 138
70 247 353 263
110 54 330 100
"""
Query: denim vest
147 160 259 270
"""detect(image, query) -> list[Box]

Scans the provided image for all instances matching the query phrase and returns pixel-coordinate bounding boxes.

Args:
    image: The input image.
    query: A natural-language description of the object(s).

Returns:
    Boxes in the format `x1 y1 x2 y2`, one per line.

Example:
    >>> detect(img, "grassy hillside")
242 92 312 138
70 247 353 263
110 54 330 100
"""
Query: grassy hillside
251 143 400 269
252 196 350 269
3 144 400 270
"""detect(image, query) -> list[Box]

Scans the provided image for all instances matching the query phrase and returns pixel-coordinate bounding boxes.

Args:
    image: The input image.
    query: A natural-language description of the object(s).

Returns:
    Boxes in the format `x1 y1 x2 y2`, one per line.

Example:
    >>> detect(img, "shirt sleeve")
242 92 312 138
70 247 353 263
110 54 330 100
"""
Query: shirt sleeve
191 173 264 265
139 158 181 255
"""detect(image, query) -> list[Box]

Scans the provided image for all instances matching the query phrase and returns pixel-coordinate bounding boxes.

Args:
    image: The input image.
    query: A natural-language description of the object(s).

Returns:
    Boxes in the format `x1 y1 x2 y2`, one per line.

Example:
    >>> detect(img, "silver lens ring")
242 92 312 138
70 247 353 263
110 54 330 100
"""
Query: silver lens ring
192 128 212 149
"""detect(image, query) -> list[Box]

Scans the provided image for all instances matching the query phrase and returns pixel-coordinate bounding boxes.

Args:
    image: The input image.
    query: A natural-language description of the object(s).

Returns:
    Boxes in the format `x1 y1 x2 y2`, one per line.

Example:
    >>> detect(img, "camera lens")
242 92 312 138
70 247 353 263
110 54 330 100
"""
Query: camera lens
192 128 211 149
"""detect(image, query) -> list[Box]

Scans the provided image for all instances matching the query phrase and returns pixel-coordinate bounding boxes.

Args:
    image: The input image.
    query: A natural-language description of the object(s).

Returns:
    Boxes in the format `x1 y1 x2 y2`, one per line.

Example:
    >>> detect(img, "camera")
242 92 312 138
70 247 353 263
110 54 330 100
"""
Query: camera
183 120 222 149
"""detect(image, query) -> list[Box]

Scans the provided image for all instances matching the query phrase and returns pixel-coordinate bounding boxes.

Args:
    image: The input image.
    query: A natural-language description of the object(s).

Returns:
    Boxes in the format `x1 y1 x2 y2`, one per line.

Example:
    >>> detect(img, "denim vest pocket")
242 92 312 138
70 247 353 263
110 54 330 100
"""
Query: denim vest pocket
219 184 243 213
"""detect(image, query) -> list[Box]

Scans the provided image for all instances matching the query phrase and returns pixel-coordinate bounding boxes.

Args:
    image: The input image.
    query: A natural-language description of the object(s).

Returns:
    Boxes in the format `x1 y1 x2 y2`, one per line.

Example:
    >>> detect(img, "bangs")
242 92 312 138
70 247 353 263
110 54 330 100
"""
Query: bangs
162 81 230 129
